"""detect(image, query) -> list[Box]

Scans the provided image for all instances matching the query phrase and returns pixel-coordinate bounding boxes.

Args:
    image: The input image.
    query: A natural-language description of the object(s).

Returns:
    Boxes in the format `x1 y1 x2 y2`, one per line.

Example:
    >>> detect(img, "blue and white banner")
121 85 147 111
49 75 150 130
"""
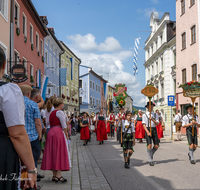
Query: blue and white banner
70 57 75 80
59 68 67 86
103 83 108 100
37 69 41 89
41 75 49 101
133 37 141 76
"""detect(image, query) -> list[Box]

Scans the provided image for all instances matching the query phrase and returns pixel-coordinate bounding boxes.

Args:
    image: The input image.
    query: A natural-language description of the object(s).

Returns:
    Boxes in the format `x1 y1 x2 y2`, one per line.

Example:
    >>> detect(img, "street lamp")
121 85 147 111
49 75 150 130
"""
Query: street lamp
44 67 54 75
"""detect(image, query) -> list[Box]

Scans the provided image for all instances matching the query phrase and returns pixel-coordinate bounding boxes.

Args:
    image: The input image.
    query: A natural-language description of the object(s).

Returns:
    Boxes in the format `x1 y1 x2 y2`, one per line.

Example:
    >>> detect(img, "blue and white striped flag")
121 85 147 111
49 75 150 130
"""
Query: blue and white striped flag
59 68 67 86
41 75 49 101
70 57 75 80
133 37 141 75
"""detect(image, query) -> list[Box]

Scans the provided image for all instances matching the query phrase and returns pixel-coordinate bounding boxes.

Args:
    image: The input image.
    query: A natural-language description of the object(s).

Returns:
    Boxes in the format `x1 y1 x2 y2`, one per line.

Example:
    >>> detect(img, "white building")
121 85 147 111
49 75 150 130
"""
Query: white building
144 12 176 130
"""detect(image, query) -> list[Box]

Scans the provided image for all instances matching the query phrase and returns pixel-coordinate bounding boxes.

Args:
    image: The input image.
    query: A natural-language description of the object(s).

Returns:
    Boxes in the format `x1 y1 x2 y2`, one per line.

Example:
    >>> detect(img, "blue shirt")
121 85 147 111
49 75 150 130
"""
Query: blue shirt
23 96 41 142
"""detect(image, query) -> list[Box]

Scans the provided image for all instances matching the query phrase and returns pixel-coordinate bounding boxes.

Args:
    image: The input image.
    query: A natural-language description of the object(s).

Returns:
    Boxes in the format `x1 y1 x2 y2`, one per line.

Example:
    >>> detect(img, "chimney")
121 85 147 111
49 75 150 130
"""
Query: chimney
40 16 48 26
49 28 55 35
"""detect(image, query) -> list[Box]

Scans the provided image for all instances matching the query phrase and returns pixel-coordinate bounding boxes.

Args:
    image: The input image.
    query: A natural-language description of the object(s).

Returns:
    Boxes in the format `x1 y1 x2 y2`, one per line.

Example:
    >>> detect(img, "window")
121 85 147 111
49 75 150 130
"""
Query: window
75 69 77 80
57 62 59 75
160 35 163 44
30 64 33 79
93 82 94 90
14 51 18 65
45 51 48 66
36 33 39 51
40 40 43 55
61 59 64 68
79 80 82 88
161 57 163 71
151 45 153 55
96 99 98 106
191 26 196 44
49 54 52 67
96 84 98 91
22 14 27 36
98 85 100 92
182 69 186 84
30 24 33 43
161 84 164 98
90 97 92 105
192 64 197 81
53 58 55 72
93 98 95 106
181 0 185 15
156 61 158 74
14 2 19 26
22 57 27 71
152 65 154 76
182 32 186 49
66 63 69 75
155 41 157 50
190 0 195 6
45 38 48 45
79 97 82 105
90 80 92 89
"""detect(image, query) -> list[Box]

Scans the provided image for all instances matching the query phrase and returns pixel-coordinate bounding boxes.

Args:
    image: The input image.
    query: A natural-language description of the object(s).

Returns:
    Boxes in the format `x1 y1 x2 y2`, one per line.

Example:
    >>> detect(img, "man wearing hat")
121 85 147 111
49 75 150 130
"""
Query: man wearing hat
182 104 200 164
108 111 115 137
19 85 42 187
142 101 159 166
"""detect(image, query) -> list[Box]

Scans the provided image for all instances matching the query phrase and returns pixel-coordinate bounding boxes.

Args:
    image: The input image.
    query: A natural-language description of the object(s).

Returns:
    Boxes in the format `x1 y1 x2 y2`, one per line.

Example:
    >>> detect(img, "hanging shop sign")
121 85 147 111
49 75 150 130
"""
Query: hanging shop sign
11 64 28 83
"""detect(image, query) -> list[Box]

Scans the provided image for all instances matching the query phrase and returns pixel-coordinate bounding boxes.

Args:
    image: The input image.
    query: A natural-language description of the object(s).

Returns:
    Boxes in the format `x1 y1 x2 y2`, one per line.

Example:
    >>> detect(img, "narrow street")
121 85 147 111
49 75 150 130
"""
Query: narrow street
38 133 200 190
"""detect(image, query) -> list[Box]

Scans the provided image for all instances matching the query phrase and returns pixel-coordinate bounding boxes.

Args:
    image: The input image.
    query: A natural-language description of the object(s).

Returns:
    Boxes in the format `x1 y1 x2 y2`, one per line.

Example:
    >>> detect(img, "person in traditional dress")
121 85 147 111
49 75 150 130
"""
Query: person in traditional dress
142 101 159 166
117 111 135 169
182 105 200 164
80 112 91 146
41 98 69 183
96 108 107 145
156 110 164 140
116 107 126 144
106 116 111 137
134 110 145 143
109 111 115 137
174 109 182 141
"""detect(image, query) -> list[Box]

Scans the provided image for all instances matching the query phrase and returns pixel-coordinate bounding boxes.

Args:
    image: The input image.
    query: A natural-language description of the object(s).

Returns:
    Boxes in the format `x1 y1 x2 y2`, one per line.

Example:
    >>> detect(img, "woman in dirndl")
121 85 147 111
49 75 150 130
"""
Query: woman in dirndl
156 110 164 140
41 98 70 183
134 110 145 143
96 108 107 145
80 112 90 146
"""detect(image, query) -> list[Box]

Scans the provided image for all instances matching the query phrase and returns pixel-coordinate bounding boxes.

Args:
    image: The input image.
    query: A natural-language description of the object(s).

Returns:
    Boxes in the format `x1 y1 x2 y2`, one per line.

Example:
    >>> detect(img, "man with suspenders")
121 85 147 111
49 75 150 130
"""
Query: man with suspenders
142 101 159 166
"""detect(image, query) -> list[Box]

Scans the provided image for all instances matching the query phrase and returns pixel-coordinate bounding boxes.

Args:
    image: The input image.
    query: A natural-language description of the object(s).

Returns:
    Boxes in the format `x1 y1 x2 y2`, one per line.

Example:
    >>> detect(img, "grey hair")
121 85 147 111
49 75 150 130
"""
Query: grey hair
30 89 40 99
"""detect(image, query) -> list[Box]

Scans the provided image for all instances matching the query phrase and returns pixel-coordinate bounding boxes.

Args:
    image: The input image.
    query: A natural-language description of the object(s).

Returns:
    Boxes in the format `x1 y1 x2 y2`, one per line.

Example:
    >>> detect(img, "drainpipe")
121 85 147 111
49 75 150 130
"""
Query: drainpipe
9 0 15 77
59 51 65 98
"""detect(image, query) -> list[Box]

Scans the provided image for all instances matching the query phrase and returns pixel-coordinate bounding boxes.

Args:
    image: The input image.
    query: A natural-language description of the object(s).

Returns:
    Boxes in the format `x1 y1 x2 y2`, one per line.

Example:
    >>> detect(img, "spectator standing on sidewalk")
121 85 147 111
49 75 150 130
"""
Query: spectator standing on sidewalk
174 109 182 141
0 47 36 190
41 97 70 182
19 85 43 189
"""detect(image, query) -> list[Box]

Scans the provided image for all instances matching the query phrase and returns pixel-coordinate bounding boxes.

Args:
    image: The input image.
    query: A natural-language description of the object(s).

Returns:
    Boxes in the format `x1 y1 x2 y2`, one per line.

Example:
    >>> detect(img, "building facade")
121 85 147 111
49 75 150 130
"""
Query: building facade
40 16 64 97
176 0 199 133
100 78 108 116
60 41 81 116
107 85 115 115
14 0 48 86
79 65 101 115
0 0 10 77
144 12 176 131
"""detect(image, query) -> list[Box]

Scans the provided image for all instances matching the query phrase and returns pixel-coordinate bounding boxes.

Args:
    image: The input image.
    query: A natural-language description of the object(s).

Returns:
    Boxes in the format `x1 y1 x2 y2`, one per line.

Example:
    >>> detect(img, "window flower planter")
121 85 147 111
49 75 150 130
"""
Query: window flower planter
62 94 65 99
42 56 44 63
72 98 74 101
24 36 27 43
31 44 34 51
67 96 70 100
38 51 40 56
16 28 20 36
30 75 34 83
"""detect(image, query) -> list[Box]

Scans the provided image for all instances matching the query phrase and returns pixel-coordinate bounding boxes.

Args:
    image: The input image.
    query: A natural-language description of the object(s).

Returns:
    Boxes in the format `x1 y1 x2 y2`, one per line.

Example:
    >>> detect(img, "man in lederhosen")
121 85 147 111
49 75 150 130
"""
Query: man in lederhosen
142 101 159 166
174 109 182 141
116 107 126 145
182 105 200 164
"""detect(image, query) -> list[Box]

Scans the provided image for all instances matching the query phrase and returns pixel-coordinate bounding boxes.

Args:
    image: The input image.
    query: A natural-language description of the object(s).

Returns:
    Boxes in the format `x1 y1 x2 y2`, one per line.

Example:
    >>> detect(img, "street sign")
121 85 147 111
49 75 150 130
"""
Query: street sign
168 95 175 106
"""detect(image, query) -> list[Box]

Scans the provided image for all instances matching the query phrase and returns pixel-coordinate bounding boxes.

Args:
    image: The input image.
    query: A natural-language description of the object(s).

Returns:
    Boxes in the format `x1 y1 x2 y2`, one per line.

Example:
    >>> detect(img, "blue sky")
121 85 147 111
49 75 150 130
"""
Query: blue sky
33 0 176 106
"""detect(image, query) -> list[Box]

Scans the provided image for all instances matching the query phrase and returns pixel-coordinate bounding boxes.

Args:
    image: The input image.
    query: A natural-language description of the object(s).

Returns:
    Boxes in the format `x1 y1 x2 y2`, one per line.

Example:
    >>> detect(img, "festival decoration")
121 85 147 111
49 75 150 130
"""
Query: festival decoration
179 80 200 136
133 37 141 75
141 84 159 134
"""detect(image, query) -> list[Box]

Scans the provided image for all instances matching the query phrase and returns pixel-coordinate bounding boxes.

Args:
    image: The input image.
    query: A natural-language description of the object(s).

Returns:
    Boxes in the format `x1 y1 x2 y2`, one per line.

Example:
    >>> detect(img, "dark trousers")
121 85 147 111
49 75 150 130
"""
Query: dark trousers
110 123 115 137
30 138 41 168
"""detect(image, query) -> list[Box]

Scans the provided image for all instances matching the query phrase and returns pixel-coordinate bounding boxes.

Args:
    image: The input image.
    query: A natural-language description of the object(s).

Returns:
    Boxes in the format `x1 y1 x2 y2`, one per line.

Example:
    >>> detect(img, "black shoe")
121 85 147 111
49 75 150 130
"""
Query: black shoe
37 174 45 179
37 185 41 190
124 162 130 169
83 144 86 146
99 142 101 145
102 141 104 144
190 160 196 164
86 141 88 145
188 153 191 161
149 162 154 166
37 178 41 182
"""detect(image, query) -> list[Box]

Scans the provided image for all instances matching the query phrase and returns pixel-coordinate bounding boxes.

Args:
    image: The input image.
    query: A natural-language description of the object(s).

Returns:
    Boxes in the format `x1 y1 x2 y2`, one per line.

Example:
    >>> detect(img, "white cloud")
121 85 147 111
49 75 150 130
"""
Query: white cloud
67 34 146 107
137 8 163 19
67 33 121 52
151 0 159 4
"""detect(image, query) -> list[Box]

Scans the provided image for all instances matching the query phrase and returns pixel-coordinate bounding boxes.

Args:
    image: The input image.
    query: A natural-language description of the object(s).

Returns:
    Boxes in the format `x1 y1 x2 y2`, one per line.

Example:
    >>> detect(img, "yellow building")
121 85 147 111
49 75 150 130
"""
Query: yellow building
107 85 115 115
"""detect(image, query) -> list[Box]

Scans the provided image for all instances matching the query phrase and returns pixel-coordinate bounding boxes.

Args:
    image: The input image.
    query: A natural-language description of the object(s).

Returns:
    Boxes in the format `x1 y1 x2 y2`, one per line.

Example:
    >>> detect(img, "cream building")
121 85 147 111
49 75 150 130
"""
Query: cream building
0 0 10 76
107 85 115 115
144 12 176 131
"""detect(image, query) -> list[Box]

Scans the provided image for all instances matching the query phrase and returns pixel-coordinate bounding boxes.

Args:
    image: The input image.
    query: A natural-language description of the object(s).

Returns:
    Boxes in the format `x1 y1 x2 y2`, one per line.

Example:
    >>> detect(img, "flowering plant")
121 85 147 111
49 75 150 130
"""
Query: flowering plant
62 94 65 99
179 80 200 88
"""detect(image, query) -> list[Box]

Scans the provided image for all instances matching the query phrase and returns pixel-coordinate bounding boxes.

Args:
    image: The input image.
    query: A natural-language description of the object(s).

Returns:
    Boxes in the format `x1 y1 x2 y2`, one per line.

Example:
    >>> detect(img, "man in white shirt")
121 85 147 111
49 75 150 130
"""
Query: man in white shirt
142 101 159 166
174 109 182 141
182 105 200 164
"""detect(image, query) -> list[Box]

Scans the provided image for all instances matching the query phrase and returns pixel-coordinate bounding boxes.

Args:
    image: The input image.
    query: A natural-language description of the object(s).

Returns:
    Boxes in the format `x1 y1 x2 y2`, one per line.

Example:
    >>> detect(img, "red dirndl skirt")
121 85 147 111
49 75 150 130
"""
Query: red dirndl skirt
156 123 164 139
80 126 90 140
106 122 110 133
135 121 145 139
41 126 70 171
97 120 107 141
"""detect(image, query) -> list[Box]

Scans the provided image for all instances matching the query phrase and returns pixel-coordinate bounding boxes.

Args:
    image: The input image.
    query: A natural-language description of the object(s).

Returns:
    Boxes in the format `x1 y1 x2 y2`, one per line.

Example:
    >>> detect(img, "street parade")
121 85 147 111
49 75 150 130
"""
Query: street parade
1 0 200 190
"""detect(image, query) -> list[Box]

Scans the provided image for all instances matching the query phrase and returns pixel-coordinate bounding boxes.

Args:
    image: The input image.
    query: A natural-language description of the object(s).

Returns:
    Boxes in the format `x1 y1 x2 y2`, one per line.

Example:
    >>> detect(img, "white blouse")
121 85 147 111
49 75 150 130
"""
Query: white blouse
0 83 25 127
56 110 67 129
45 106 54 129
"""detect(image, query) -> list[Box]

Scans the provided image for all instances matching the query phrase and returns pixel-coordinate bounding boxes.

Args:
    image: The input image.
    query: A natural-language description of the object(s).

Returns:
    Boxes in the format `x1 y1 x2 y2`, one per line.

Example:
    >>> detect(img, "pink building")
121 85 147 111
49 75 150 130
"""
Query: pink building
176 0 199 133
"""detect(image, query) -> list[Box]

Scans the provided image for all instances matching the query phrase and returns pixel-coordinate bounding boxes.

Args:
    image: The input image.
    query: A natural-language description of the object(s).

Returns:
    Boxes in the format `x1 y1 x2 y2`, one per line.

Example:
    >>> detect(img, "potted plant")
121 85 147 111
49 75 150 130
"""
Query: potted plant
62 94 65 99
31 44 34 51
72 98 74 101
67 96 70 100
30 75 34 84
16 27 20 36
42 56 44 63
75 99 78 103
24 36 27 43
23 74 28 79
